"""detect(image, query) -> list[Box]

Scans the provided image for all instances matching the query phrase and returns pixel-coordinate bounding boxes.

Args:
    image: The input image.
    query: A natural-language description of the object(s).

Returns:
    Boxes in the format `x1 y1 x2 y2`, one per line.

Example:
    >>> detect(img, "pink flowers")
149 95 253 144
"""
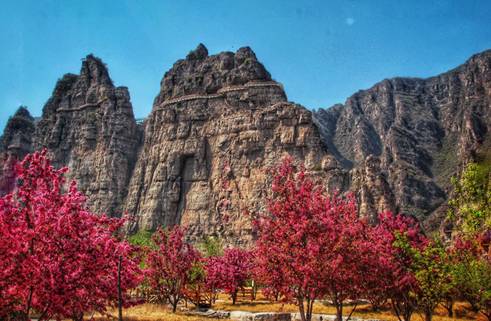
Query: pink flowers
253 157 428 321
0 150 142 321
2 151 458 321
145 226 201 312
205 248 252 304
253 157 372 321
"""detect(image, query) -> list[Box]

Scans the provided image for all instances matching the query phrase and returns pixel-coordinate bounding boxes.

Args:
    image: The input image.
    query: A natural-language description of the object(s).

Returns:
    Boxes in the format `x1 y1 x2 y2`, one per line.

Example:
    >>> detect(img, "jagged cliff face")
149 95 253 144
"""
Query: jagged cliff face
1 45 490 242
0 106 35 156
314 50 491 227
0 107 36 196
2 55 141 217
124 45 337 245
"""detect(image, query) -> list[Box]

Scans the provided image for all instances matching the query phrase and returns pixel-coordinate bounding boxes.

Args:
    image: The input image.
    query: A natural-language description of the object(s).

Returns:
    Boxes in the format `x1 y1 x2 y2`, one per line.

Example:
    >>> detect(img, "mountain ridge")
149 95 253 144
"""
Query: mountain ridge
1 45 490 243
314 48 491 227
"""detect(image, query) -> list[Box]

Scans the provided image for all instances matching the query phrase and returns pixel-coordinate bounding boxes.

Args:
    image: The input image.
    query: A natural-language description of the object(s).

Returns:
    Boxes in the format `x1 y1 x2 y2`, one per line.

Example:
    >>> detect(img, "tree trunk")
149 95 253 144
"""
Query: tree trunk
25 286 33 320
392 299 413 321
306 298 315 321
232 290 238 305
297 297 306 321
346 303 358 321
172 300 178 313
209 288 217 306
251 280 256 301
443 299 453 318
335 303 343 321
403 306 413 321
118 255 123 321
72 312 84 321
424 309 433 321
10 311 29 321
213 288 218 304
333 295 343 321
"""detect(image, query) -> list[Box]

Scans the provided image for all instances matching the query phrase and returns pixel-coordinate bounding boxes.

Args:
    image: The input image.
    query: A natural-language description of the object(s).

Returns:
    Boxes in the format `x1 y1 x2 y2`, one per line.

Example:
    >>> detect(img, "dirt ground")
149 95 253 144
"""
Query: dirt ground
92 293 484 321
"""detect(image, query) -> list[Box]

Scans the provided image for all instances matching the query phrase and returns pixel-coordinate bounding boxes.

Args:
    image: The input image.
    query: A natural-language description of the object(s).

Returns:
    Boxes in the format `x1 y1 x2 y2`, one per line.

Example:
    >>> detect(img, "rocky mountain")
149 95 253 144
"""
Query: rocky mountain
123 45 338 245
1 45 490 243
314 49 491 228
1 55 141 217
0 106 36 196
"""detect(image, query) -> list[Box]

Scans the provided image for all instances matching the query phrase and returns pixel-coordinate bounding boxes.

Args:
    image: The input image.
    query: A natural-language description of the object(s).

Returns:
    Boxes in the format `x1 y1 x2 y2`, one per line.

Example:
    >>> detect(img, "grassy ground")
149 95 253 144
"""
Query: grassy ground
91 294 483 321
91 304 204 321
212 293 481 321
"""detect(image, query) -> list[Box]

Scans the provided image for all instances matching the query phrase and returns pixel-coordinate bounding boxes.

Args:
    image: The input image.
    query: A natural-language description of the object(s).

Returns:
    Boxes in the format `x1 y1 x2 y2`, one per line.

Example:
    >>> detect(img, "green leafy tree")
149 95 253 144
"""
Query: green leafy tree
455 259 491 319
184 261 214 308
392 234 455 321
411 240 453 321
128 230 154 248
448 162 491 234
198 236 223 257
451 239 491 320
183 236 224 307
447 160 491 320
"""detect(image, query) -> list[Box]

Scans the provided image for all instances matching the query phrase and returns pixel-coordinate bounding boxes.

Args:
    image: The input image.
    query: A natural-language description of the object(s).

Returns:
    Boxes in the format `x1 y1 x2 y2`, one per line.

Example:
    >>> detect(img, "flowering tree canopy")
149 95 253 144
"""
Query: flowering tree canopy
254 157 374 321
0 150 142 321
367 212 427 321
145 226 201 312
205 248 252 305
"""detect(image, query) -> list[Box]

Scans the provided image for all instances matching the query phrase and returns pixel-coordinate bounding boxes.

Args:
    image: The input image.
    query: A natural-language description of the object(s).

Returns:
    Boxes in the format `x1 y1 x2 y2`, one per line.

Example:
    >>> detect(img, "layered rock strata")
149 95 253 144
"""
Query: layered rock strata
314 50 491 226
123 45 337 244
2 55 141 217
1 45 490 241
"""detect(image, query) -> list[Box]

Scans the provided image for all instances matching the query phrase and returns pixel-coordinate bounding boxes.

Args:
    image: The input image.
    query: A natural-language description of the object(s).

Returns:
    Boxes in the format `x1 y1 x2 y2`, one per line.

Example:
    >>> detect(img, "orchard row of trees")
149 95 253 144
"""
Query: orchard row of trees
1 151 490 321
142 158 489 321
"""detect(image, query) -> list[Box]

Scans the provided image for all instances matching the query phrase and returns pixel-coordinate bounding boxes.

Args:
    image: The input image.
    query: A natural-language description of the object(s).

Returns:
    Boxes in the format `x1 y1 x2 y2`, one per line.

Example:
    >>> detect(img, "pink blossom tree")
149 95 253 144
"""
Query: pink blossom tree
205 248 252 305
253 157 373 321
367 212 427 321
0 150 142 321
145 226 201 312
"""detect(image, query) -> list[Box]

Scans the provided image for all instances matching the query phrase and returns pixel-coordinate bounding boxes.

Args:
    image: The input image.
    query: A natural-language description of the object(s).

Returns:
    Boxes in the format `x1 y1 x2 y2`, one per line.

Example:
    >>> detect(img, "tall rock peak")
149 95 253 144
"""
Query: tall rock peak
51 73 78 98
0 106 36 197
13 106 33 119
80 54 113 86
32 54 140 218
155 45 275 104
235 46 258 62
125 46 329 245
186 43 209 60
0 106 35 156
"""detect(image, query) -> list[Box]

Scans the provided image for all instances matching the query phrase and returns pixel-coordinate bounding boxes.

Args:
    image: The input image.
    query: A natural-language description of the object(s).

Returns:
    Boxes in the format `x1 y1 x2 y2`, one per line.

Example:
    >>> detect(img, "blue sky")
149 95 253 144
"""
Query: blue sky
1 0 491 131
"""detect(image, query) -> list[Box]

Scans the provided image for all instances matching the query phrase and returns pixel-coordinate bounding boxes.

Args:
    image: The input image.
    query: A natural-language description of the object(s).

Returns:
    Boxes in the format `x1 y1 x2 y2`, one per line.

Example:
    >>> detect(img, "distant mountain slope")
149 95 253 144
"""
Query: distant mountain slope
314 50 491 227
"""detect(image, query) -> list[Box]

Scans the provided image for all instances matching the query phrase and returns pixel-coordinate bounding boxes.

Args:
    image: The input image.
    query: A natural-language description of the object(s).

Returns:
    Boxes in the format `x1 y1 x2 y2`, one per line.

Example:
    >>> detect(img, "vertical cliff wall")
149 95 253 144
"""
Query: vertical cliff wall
123 45 339 245
1 46 490 241
2 55 141 217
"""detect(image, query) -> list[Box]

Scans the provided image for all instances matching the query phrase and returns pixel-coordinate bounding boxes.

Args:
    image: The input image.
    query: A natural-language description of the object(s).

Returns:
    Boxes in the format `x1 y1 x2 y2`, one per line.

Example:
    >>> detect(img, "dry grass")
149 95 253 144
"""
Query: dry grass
88 296 484 321
214 298 481 321
89 304 204 321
